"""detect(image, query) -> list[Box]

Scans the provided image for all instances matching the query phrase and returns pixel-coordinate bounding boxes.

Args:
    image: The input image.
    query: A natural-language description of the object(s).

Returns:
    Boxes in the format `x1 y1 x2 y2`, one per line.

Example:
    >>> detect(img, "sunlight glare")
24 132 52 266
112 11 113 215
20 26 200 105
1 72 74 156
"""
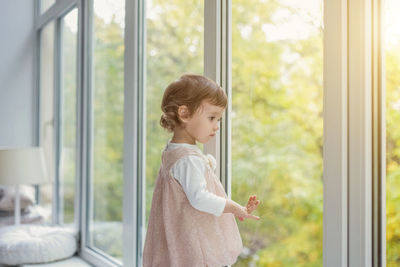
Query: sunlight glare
385 0 400 46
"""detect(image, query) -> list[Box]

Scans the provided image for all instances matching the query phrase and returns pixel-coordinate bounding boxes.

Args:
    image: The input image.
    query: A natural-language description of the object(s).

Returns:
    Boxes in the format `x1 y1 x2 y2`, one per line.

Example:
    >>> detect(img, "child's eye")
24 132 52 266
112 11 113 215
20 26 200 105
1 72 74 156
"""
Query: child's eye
209 117 215 121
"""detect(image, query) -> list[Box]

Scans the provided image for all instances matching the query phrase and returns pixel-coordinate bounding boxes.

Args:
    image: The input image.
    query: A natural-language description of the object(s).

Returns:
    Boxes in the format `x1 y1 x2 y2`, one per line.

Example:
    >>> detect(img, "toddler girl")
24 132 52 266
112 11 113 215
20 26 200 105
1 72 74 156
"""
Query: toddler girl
143 74 260 267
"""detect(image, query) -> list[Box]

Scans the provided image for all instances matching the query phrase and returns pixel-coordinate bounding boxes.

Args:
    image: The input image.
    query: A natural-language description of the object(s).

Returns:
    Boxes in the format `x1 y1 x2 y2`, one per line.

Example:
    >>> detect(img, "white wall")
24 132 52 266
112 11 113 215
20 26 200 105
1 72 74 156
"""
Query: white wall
0 1 35 147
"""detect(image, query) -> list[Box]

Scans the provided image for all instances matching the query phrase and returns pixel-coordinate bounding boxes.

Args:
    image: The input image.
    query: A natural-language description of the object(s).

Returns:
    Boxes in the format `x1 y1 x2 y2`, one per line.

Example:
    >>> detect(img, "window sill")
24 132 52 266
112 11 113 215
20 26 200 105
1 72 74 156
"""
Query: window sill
22 257 92 267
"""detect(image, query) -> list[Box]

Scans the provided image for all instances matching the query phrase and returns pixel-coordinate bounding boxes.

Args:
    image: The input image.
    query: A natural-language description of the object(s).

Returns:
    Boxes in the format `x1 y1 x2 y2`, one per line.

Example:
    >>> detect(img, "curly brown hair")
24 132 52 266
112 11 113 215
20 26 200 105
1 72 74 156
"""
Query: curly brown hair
160 74 227 132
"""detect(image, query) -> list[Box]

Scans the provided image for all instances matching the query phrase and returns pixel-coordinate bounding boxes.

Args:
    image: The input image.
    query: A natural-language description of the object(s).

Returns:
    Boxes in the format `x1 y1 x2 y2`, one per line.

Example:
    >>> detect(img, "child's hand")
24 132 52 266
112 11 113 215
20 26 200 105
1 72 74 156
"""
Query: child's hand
238 195 260 221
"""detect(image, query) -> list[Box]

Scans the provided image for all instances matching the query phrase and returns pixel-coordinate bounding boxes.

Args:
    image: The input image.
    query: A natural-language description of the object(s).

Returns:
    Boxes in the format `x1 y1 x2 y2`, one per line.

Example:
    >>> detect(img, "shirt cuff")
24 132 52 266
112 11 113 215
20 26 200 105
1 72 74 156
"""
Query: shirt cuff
213 197 227 217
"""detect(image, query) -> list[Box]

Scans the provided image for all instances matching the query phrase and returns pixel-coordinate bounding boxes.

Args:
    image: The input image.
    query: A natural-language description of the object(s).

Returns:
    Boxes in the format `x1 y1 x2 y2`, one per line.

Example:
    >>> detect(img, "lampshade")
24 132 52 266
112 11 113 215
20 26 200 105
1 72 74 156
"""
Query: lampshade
0 147 49 185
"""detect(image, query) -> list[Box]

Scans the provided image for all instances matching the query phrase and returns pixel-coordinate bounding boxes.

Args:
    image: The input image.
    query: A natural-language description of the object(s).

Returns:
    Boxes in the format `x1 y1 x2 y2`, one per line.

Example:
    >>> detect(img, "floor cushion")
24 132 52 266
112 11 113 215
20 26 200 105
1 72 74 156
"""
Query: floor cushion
0 225 77 265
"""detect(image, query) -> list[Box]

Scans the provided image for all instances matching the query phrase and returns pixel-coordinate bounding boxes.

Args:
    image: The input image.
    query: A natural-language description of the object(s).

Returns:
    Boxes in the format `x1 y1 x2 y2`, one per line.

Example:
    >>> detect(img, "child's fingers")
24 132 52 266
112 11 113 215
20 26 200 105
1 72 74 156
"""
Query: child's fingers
246 214 260 220
249 199 260 207
244 196 260 214
247 196 256 206
250 199 260 207
247 204 260 214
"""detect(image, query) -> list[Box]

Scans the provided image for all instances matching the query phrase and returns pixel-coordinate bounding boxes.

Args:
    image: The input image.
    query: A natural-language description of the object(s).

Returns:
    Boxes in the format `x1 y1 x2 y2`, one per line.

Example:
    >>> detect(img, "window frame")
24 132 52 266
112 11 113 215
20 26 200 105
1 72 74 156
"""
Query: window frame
35 0 80 226
323 0 349 265
122 0 144 266
372 1 386 266
34 0 86 262
78 0 124 265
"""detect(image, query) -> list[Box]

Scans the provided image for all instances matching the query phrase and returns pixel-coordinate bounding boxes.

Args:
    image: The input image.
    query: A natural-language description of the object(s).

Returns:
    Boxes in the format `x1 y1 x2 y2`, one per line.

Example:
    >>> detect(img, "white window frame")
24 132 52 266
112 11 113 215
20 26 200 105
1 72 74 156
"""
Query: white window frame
122 0 144 266
347 0 385 266
79 0 124 265
348 0 373 263
372 0 386 266
323 0 348 266
34 0 79 228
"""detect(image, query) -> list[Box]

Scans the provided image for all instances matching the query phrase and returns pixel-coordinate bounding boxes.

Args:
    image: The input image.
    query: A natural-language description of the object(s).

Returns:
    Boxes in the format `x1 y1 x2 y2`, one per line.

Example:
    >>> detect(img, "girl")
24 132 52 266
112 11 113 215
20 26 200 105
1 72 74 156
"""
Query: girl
143 74 260 267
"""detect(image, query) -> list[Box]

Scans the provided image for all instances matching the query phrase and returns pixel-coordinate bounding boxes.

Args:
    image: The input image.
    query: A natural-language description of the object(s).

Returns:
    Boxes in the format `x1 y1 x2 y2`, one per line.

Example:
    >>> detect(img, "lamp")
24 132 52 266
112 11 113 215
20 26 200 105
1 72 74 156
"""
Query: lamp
0 147 49 225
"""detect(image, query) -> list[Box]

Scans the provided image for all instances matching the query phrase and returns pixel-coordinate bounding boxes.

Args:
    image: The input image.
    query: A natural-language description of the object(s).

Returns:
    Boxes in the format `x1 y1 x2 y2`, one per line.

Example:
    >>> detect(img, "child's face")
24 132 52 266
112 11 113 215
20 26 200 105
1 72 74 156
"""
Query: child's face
184 101 225 144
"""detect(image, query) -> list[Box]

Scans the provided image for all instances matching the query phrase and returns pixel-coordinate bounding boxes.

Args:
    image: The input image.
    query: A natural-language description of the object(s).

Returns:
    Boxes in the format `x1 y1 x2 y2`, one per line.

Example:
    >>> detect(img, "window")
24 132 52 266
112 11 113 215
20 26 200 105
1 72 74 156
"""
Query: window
86 0 125 263
231 0 323 265
39 20 55 223
59 8 78 225
33 0 389 266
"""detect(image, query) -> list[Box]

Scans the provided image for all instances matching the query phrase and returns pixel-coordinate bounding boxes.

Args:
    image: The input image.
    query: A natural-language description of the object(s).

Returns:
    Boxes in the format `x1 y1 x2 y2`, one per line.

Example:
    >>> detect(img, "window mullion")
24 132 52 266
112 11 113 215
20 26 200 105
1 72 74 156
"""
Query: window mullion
123 0 143 266
79 0 92 261
219 0 231 196
348 0 373 266
53 17 63 225
323 0 348 266
372 0 386 265
204 0 222 170
75 0 83 236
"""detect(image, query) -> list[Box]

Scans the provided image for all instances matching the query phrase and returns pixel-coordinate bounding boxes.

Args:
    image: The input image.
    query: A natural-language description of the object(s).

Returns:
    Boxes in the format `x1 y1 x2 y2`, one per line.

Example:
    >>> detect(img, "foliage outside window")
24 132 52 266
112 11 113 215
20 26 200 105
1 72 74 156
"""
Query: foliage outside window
231 0 323 265
88 0 125 261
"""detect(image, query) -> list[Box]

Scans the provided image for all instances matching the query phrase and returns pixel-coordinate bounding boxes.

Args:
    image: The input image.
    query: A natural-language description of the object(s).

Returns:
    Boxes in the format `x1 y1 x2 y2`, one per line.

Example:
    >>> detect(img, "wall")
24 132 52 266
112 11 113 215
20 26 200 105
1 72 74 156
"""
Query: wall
0 1 35 147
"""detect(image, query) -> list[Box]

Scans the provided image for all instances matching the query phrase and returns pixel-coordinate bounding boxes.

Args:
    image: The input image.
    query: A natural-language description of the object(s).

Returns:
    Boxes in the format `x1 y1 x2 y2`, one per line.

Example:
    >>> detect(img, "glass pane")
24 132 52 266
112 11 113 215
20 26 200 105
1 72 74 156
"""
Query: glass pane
231 0 323 265
144 0 204 253
89 0 125 262
39 21 55 223
40 0 55 14
60 8 78 226
385 0 400 265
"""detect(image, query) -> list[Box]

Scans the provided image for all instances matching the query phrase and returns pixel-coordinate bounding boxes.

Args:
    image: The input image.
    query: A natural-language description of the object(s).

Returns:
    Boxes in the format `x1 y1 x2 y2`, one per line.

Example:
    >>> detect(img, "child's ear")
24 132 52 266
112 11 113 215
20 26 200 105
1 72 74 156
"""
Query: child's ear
177 105 190 123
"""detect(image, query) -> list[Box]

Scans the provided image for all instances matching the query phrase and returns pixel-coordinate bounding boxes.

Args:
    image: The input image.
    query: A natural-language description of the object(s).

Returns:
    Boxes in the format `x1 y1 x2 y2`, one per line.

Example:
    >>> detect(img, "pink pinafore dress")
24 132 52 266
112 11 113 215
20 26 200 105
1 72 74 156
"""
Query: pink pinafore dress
142 146 243 267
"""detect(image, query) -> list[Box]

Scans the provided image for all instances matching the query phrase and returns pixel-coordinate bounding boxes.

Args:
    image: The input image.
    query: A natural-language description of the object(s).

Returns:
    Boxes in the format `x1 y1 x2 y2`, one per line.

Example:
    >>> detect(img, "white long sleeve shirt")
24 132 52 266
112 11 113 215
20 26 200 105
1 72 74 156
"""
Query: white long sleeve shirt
165 140 226 216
